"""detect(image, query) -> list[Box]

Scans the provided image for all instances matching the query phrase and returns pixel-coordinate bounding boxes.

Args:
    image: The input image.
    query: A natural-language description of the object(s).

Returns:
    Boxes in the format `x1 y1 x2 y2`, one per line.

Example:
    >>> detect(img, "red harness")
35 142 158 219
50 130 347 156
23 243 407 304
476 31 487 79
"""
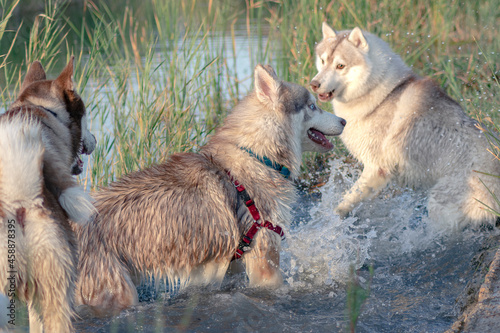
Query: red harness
228 173 285 261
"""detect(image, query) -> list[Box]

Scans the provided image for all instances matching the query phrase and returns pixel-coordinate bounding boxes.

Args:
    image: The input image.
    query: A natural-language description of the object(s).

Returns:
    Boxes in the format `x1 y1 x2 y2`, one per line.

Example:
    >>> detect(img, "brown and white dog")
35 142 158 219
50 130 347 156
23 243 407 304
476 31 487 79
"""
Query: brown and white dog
75 65 345 315
0 58 96 332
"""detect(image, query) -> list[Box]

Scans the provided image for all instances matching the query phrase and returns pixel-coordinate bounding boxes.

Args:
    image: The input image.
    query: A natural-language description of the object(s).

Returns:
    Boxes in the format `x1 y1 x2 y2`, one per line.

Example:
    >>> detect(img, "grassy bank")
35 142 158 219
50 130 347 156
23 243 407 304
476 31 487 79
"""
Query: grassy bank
0 0 498 190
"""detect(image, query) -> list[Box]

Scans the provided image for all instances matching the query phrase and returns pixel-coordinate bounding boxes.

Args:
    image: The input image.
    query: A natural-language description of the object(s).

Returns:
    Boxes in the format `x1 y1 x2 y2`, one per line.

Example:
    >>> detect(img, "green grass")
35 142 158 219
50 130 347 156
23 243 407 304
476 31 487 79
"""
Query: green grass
346 264 374 333
1 0 498 189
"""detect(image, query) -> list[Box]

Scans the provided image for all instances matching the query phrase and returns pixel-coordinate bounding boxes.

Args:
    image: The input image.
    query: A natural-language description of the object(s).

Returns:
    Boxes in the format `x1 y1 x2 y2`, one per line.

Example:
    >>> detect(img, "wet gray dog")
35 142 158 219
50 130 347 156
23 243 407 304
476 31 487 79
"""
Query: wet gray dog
76 64 346 314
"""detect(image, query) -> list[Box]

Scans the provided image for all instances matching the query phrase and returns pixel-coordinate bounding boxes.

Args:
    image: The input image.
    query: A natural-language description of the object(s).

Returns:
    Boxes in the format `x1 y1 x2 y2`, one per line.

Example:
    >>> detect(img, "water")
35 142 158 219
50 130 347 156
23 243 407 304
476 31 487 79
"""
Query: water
70 158 490 332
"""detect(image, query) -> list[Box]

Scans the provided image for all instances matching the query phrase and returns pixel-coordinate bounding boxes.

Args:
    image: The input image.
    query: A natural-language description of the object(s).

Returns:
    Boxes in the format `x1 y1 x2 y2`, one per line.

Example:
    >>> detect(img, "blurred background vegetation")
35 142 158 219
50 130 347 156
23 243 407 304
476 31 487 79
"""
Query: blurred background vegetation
0 0 498 190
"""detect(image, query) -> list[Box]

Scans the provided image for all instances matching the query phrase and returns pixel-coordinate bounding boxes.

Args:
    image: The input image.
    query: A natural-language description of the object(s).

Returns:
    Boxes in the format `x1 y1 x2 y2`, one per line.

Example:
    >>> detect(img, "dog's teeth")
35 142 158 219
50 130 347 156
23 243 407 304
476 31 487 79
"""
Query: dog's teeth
308 129 323 141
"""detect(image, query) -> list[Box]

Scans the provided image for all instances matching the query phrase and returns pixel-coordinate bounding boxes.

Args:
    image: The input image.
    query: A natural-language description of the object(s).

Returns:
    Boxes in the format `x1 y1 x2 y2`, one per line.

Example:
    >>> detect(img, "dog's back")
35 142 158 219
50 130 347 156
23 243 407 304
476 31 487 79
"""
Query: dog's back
75 152 240 314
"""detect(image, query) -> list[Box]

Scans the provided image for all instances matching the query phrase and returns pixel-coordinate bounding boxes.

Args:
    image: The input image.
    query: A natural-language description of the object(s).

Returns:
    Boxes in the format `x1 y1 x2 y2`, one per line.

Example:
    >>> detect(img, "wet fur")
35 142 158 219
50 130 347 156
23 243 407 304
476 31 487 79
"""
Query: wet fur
311 23 500 229
0 59 95 332
75 65 345 314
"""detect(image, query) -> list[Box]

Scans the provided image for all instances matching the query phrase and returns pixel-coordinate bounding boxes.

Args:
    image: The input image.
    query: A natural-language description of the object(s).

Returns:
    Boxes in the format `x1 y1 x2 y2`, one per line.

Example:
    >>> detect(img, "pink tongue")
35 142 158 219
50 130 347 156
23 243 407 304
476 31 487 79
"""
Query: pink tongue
309 129 333 150
319 93 332 101
77 157 83 169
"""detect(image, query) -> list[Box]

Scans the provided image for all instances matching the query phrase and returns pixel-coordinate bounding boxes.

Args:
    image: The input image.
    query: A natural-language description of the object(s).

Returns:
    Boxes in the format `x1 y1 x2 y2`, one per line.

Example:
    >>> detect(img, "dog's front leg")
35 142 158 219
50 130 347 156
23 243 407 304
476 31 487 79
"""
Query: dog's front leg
335 165 391 217
244 231 282 288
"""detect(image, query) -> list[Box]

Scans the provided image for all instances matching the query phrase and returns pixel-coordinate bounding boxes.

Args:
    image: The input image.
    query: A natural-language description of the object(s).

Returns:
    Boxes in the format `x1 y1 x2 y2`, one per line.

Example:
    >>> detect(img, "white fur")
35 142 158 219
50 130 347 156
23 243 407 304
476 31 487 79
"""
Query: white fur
312 24 500 229
0 207 76 333
0 117 76 332
0 118 44 209
189 261 230 287
59 187 96 225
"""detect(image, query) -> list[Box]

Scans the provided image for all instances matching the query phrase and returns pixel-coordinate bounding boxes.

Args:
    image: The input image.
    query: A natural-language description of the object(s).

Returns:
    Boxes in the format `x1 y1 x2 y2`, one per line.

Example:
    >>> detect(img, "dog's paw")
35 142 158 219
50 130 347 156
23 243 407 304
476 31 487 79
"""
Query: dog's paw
334 203 352 219
59 187 96 225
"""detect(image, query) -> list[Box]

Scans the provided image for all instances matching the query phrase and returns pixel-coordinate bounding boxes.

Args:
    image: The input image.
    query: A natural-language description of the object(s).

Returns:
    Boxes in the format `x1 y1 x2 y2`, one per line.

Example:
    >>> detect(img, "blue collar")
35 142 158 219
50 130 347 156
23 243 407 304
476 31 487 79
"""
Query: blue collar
241 147 291 179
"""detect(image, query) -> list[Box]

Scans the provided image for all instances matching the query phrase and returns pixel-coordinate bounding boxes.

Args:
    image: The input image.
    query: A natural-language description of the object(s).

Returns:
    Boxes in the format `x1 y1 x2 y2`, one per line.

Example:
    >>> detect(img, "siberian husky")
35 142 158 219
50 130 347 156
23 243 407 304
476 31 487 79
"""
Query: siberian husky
311 22 500 229
75 64 345 314
0 58 96 332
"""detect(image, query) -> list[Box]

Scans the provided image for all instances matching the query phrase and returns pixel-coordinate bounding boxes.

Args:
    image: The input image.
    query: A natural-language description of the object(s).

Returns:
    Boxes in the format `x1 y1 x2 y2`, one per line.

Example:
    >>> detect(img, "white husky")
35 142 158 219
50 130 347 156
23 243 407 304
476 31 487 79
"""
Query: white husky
310 22 500 229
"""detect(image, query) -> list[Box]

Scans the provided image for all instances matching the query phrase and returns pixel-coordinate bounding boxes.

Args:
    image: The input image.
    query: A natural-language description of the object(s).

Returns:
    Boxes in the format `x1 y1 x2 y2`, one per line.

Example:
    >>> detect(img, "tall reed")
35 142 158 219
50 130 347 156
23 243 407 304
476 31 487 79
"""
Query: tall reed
1 0 497 189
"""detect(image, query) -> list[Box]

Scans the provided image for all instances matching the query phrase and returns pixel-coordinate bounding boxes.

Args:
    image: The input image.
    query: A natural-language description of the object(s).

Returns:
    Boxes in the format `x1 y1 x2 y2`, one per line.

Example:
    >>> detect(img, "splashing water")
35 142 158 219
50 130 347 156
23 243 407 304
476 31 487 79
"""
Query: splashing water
282 158 438 289
69 158 492 332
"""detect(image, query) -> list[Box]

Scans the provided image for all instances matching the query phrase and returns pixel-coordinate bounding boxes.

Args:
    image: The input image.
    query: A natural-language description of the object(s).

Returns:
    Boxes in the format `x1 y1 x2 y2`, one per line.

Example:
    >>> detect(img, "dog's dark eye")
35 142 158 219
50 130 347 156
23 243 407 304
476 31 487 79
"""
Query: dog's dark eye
321 59 325 65
336 63 345 69
309 104 316 110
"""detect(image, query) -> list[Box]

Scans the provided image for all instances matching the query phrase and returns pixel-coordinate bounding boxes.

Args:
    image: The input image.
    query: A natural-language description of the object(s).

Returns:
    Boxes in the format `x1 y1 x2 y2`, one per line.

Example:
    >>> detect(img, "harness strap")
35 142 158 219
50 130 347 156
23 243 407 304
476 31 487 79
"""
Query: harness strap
229 172 285 261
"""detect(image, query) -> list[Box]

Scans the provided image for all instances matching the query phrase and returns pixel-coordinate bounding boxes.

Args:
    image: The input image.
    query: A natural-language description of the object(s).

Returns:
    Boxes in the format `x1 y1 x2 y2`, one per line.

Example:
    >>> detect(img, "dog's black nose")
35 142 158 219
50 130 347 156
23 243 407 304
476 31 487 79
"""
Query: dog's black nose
340 118 347 127
310 80 321 92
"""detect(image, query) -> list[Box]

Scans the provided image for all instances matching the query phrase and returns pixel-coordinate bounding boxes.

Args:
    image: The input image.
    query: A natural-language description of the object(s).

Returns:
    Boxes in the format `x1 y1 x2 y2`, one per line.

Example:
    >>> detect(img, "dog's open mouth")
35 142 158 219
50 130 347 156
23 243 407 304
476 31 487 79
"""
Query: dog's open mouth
72 156 84 176
72 143 92 176
318 91 334 102
308 128 334 150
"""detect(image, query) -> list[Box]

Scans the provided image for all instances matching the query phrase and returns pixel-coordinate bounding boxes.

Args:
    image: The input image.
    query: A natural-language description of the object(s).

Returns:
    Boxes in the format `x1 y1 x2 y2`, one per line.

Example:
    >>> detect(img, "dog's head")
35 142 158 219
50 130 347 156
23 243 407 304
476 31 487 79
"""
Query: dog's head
310 23 373 103
14 57 96 175
253 64 345 154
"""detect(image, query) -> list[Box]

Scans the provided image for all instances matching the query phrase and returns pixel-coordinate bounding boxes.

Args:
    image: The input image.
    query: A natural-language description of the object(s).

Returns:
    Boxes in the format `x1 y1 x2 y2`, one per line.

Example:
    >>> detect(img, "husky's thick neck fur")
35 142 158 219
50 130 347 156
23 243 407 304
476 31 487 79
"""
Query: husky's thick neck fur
240 147 291 178
203 76 300 178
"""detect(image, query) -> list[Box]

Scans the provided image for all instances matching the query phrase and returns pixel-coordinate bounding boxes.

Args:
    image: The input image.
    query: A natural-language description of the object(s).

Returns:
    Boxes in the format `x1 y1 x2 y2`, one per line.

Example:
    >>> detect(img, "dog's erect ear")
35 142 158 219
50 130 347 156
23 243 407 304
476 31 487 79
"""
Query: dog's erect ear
20 61 46 93
322 22 336 39
348 27 368 51
254 64 279 106
261 64 277 77
53 56 75 92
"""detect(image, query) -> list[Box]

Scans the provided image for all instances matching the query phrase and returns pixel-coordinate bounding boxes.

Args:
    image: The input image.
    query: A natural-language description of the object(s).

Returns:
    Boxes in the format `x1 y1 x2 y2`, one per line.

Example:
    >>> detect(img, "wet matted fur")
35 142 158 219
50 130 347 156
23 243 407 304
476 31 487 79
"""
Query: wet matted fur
0 59 96 332
311 23 500 229
75 64 346 314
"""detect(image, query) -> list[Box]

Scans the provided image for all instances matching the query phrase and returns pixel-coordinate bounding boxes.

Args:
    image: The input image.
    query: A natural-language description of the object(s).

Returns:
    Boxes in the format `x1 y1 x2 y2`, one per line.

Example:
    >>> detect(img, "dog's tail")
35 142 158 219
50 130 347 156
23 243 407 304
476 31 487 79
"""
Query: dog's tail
0 116 45 213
